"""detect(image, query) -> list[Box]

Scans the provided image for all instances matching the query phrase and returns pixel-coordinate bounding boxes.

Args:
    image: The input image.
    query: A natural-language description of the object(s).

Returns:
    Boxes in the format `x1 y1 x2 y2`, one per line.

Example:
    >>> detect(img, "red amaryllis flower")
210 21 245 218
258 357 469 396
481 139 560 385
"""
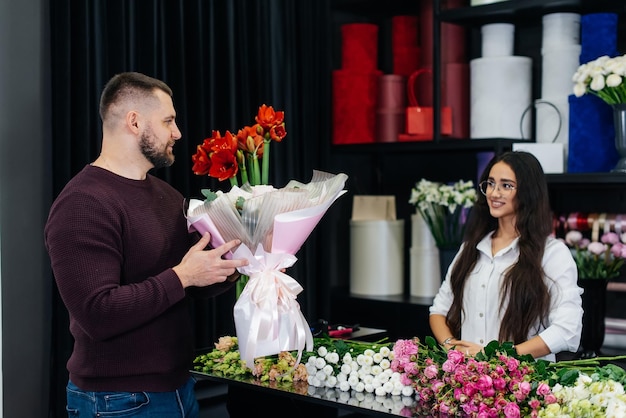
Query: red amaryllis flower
269 124 287 142
208 149 239 182
255 104 284 130
193 104 286 187
191 142 212 175
209 130 238 154
255 104 287 143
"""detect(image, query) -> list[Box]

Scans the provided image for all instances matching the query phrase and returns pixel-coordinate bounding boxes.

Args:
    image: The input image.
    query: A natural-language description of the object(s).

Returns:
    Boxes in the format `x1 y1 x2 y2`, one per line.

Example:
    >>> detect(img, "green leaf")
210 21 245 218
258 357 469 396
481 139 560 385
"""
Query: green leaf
201 189 218 202
558 368 581 386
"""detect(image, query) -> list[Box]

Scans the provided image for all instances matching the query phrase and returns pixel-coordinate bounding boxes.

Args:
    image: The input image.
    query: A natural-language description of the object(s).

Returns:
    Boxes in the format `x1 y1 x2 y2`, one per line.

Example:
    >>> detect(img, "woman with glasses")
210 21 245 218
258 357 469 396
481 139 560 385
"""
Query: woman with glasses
429 151 583 361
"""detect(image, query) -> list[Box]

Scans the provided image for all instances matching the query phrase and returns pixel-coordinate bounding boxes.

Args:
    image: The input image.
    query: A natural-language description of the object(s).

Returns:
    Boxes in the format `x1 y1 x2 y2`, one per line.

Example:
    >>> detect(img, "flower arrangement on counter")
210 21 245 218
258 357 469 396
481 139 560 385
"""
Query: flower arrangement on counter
573 54 626 105
186 104 348 371
564 230 626 279
193 334 626 417
408 178 477 248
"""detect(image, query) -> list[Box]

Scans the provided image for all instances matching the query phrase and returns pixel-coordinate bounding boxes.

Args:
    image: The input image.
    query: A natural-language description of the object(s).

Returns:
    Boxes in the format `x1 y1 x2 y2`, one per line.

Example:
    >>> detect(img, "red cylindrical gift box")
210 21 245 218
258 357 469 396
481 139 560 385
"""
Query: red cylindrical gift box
341 23 379 71
377 74 407 109
419 0 433 67
332 69 382 144
376 109 405 143
443 62 469 138
376 74 407 143
392 15 419 47
393 45 421 77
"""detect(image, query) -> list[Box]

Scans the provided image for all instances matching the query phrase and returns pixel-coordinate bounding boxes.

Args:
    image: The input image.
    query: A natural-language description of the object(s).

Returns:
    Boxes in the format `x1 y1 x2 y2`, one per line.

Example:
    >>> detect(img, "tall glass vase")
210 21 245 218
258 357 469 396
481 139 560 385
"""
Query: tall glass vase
576 278 609 359
611 104 626 173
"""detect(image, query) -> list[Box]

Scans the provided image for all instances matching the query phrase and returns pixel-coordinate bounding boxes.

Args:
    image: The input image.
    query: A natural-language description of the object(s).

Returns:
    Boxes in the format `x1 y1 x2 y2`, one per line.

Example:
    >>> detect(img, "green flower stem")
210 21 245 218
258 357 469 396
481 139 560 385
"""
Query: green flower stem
552 355 626 367
261 139 271 185
236 274 249 299
229 177 238 188
247 154 261 185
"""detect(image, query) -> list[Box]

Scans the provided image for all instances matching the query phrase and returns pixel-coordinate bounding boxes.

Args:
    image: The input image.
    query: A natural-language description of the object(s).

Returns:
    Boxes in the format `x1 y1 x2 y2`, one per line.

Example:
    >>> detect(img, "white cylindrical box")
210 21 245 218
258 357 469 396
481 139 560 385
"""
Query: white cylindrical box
542 12 581 50
541 44 581 98
470 56 533 139
411 213 436 248
481 23 515 57
350 220 404 296
410 247 441 298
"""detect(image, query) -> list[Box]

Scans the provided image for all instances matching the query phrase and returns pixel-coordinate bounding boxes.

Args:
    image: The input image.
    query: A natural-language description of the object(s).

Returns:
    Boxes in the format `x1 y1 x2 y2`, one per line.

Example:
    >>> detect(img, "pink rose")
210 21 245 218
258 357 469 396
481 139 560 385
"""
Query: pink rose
536 382 551 396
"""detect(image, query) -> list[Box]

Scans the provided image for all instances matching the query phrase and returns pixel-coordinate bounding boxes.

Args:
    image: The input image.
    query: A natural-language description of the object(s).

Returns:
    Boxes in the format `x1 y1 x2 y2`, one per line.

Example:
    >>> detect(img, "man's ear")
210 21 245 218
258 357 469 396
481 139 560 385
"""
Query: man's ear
126 110 140 134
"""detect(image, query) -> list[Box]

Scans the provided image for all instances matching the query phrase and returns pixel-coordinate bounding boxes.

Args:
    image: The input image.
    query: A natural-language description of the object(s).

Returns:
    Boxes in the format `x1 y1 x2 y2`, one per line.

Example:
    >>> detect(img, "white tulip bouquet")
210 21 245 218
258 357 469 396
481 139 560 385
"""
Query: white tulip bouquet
573 54 626 105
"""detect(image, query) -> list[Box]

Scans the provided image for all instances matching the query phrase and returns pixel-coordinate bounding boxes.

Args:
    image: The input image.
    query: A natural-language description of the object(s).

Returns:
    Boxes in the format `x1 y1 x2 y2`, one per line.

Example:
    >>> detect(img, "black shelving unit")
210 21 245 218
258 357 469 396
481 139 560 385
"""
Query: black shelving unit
327 0 626 344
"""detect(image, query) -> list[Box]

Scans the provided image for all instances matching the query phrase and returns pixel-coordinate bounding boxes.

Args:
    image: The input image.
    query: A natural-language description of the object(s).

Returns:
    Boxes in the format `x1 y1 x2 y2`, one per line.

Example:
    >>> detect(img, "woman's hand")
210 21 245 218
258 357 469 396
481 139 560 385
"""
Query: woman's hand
445 339 483 357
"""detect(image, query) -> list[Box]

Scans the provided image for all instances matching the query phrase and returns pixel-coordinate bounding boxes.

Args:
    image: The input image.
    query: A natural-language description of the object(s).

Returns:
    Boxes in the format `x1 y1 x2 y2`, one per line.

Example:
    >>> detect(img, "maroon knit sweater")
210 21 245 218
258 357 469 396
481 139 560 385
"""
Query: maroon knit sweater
45 165 231 392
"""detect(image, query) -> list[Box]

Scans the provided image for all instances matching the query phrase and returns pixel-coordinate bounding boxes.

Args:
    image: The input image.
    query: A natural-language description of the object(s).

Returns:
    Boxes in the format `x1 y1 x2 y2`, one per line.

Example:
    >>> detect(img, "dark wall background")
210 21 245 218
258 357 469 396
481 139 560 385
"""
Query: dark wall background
1 0 52 417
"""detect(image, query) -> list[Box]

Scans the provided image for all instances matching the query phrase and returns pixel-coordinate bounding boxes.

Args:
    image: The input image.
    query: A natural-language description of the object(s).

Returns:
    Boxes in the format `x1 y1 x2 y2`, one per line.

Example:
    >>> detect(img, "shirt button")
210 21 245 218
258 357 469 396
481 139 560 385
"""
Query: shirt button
480 339 484 344
479 313 484 317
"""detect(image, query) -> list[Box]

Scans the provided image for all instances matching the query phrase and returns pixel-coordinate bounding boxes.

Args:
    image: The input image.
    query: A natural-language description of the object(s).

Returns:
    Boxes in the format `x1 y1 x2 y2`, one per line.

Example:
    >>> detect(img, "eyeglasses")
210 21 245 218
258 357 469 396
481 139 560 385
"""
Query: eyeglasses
478 180 516 196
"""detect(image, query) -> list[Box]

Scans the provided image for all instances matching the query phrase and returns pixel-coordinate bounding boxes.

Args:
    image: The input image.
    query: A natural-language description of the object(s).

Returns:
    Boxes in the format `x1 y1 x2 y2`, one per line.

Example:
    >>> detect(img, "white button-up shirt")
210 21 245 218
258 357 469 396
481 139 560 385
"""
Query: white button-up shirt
430 232 583 362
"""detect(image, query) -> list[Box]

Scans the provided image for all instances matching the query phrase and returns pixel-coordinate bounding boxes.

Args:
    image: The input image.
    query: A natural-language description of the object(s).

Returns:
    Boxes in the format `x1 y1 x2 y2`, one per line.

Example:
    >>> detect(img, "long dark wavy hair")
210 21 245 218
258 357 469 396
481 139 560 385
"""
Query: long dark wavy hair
445 151 553 344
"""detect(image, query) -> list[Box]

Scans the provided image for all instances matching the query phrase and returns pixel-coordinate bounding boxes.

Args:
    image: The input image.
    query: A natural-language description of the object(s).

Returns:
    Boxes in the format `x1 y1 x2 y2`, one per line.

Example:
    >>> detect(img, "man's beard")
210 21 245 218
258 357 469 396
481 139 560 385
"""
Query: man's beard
139 126 174 169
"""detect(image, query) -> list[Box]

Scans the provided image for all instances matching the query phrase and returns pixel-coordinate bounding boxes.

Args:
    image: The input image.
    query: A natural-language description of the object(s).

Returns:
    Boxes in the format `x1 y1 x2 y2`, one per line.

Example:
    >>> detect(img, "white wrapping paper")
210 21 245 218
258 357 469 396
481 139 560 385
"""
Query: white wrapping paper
470 56 532 139
471 0 509 5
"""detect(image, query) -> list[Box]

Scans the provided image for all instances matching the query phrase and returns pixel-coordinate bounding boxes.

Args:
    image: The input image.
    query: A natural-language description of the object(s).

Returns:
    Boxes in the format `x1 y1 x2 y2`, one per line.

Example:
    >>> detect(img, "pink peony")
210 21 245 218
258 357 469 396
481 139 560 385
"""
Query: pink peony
503 401 521 418
424 364 439 379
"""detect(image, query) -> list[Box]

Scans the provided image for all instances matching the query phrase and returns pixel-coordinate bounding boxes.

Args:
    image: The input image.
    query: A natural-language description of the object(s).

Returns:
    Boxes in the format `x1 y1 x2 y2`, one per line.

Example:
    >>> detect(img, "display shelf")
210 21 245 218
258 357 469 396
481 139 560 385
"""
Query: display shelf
438 0 624 26
332 0 417 17
438 0 582 25
331 138 525 154
546 172 626 185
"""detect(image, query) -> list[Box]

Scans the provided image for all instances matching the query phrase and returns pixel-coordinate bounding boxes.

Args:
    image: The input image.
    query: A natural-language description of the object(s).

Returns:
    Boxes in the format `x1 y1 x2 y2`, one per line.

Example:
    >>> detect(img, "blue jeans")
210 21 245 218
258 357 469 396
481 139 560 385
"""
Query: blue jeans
66 377 199 417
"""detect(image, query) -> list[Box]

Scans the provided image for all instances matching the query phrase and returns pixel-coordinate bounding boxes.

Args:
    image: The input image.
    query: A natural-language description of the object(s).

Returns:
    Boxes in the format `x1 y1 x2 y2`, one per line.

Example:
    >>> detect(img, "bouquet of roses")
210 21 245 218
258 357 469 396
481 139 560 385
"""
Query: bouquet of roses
186 104 348 370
